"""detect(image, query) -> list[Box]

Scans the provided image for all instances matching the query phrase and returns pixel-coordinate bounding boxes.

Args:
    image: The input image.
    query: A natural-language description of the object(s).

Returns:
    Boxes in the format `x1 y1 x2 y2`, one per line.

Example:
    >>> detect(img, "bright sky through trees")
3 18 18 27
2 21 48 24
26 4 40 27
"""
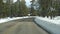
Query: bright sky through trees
25 0 31 6
13 0 17 2
14 0 32 6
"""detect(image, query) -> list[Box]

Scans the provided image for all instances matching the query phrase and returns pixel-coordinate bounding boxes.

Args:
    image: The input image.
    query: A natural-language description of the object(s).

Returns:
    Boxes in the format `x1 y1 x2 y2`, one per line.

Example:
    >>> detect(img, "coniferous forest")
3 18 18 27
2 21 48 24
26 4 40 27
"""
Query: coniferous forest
0 0 60 18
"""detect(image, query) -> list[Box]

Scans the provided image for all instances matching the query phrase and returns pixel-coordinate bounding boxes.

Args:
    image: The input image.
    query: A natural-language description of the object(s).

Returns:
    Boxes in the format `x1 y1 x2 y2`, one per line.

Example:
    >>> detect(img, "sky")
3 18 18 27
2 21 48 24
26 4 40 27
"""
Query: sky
25 0 31 6
13 0 32 6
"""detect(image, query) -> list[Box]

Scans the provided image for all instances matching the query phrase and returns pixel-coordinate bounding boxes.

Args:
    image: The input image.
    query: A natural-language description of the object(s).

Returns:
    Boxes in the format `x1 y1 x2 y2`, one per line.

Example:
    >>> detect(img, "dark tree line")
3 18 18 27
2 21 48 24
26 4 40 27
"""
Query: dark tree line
0 0 29 18
31 0 60 18
0 0 60 18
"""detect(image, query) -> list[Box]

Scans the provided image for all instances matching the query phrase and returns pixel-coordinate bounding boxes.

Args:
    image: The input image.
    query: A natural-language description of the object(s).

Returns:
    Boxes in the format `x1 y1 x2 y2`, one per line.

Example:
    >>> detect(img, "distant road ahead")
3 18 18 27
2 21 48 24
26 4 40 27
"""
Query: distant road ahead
0 18 49 34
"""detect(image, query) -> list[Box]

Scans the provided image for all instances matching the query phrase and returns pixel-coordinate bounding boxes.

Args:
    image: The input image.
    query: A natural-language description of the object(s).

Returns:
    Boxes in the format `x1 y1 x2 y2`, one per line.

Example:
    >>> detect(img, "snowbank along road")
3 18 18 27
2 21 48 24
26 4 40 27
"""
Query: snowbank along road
0 18 49 34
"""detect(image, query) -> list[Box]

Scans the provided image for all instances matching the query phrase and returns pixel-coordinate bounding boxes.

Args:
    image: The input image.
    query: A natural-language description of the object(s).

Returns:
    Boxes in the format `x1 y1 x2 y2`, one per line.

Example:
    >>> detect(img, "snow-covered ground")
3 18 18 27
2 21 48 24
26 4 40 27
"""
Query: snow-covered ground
38 16 60 25
35 16 60 34
0 16 29 23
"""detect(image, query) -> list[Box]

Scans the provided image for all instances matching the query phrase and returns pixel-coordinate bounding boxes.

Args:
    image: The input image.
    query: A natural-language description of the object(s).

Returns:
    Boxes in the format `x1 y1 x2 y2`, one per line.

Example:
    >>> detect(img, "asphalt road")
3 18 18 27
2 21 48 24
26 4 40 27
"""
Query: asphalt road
0 18 49 34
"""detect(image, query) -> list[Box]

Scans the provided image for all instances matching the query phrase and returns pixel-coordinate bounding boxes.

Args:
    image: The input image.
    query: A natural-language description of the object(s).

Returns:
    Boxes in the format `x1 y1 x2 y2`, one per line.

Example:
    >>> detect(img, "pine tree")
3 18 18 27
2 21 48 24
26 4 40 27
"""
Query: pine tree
0 0 3 18
6 0 13 17
30 0 38 16
20 0 29 16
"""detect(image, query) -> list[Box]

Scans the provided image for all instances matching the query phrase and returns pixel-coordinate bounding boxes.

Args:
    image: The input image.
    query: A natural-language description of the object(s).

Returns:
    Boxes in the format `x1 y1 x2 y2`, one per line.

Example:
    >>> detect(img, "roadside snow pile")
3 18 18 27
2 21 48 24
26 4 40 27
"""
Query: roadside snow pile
35 16 60 34
54 16 60 20
36 16 60 24
0 16 29 23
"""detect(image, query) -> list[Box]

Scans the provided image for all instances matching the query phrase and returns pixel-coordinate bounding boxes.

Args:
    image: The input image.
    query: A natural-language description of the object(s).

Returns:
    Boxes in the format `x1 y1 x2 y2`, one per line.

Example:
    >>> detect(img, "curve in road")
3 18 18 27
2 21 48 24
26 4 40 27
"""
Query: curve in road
0 18 49 34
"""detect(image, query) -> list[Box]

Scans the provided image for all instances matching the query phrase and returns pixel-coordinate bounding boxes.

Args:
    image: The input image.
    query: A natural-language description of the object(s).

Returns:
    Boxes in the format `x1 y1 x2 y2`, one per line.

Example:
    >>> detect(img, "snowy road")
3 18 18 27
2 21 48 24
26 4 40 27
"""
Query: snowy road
0 18 49 34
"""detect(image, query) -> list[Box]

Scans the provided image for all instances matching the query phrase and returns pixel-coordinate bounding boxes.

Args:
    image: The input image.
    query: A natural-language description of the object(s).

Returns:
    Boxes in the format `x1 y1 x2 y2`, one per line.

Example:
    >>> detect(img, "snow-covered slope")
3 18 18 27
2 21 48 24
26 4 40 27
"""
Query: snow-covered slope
37 16 60 24
35 16 60 34
54 16 60 20
0 16 29 23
